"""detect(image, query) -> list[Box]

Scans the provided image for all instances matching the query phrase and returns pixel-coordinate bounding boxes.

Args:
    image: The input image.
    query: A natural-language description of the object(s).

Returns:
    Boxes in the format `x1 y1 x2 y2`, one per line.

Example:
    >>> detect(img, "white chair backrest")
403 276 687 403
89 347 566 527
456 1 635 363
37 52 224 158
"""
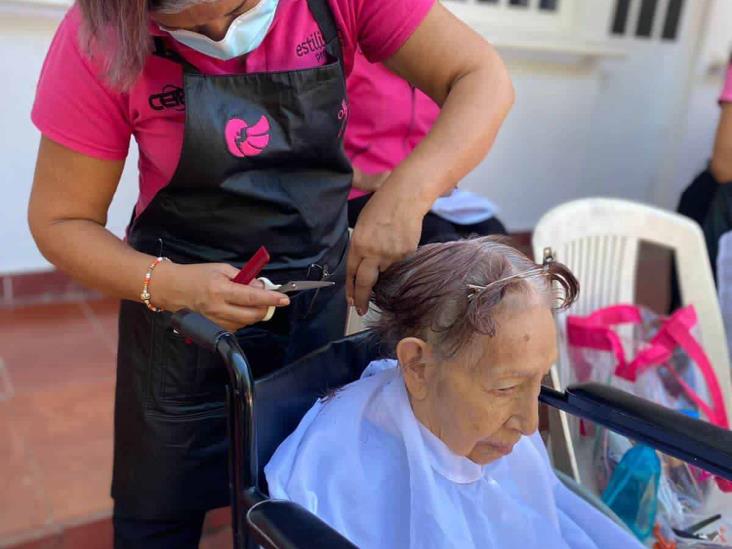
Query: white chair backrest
533 198 732 426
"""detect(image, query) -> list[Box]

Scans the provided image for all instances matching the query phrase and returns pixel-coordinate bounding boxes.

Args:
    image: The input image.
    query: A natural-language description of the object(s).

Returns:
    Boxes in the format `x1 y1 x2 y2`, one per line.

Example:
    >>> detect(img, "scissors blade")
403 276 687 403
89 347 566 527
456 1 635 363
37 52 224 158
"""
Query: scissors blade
277 281 335 293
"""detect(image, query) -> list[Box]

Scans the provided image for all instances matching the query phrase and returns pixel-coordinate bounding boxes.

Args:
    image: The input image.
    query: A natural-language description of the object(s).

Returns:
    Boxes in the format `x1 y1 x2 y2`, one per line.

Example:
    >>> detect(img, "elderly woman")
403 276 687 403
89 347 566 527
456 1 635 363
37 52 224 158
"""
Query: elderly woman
265 237 643 548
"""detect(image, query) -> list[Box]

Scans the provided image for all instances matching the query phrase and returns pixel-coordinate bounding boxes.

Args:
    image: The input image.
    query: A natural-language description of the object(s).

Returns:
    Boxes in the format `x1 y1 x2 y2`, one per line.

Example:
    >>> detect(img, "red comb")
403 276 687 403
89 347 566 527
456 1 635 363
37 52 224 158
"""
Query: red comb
233 246 270 285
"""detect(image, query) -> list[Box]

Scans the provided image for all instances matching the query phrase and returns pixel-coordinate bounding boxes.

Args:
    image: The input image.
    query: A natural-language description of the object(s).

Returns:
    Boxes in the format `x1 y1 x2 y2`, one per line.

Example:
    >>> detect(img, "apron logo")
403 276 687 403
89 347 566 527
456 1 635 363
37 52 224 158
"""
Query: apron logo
149 85 185 111
224 115 271 157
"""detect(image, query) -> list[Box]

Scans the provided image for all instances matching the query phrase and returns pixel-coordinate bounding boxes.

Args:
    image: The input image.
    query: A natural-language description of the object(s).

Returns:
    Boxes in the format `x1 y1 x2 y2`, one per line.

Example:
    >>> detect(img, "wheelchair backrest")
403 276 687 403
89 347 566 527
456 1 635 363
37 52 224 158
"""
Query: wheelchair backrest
254 330 383 491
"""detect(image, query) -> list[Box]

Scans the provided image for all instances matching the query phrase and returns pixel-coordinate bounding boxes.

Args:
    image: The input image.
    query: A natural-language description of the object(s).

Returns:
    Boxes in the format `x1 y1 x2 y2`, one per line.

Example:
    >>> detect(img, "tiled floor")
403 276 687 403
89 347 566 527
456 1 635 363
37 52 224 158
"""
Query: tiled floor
0 300 117 547
0 299 231 548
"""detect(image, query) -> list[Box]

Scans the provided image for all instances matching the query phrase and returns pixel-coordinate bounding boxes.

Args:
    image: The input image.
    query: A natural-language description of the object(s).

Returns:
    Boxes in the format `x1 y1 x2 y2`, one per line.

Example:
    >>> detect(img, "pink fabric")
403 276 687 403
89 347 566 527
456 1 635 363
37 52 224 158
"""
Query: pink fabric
566 304 642 376
349 188 370 199
567 303 731 491
344 51 440 200
567 304 729 428
720 63 732 104
32 0 435 216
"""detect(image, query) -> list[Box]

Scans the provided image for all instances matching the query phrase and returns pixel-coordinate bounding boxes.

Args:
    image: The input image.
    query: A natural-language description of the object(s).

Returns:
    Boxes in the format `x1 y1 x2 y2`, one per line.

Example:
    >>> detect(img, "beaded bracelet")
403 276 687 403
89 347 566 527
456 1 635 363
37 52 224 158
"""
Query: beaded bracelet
140 256 169 312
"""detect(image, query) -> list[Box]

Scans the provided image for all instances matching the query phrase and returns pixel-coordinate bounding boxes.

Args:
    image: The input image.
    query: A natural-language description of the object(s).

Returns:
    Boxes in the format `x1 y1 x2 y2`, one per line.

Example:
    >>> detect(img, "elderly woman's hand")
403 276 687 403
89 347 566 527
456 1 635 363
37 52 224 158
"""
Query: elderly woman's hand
347 182 424 314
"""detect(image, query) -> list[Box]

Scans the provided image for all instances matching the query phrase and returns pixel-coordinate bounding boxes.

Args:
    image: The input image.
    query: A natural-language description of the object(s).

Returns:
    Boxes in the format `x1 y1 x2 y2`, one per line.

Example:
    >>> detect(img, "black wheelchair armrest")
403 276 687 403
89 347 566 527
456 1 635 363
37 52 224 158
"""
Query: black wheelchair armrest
171 308 229 352
540 382 732 480
246 500 357 549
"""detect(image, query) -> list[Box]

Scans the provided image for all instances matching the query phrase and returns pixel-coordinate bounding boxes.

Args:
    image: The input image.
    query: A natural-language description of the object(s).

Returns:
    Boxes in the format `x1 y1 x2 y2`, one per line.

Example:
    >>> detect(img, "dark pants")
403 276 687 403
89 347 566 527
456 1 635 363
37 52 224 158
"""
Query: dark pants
113 509 205 549
347 193 507 245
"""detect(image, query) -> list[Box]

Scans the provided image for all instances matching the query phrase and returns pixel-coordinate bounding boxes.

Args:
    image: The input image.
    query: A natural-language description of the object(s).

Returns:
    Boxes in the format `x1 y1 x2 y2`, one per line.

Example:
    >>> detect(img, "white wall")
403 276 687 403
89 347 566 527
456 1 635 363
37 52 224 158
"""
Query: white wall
460 64 603 228
461 0 727 230
0 0 729 273
0 3 139 275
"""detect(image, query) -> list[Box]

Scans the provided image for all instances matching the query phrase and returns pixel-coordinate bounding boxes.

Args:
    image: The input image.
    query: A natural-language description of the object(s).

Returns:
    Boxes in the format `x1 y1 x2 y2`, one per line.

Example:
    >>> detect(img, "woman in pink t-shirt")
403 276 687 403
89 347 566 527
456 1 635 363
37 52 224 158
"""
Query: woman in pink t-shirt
28 0 513 543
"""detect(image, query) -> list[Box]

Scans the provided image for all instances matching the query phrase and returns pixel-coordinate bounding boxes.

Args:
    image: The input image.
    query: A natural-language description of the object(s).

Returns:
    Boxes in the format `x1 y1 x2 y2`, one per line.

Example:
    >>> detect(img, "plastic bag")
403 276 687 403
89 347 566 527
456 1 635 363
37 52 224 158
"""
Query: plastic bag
600 444 661 540
565 304 732 544
567 305 729 483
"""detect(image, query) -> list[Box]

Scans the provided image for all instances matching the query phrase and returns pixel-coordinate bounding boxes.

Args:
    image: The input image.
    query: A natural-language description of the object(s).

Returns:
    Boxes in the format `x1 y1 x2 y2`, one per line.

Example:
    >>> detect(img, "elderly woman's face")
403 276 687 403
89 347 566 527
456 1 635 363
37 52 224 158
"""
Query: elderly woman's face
400 296 557 465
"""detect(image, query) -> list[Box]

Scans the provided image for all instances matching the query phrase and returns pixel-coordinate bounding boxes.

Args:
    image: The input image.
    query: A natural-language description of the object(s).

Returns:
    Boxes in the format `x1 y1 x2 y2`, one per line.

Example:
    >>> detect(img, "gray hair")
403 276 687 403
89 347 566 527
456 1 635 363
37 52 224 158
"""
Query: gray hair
370 236 579 359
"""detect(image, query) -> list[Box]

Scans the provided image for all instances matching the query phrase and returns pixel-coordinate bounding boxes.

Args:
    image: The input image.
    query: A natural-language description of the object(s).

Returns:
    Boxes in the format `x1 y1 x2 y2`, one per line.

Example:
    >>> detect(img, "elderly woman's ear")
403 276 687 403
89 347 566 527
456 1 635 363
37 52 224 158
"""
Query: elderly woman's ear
396 337 435 400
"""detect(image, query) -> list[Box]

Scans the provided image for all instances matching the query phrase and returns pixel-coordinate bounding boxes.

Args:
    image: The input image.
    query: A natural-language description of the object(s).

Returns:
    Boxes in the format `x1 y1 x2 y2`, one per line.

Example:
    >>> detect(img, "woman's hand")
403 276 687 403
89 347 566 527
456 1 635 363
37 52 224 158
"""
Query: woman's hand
152 261 290 332
352 167 392 193
347 183 424 314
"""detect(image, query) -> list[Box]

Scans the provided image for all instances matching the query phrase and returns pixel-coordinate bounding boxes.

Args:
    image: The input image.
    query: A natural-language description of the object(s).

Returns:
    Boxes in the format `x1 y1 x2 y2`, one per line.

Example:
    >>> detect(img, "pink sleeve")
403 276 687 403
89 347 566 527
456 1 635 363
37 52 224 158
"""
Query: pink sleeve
31 7 131 161
330 0 436 64
721 64 732 104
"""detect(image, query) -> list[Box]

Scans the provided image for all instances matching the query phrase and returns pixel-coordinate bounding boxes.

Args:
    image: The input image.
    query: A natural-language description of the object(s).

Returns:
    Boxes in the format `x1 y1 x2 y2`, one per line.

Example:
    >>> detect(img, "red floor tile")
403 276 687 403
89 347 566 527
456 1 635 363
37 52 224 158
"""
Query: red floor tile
10 382 113 446
6 533 63 549
7 517 113 549
199 526 232 549
0 301 116 394
80 300 120 354
59 517 113 549
0 402 53 542
203 507 231 534
37 439 114 527
9 381 115 526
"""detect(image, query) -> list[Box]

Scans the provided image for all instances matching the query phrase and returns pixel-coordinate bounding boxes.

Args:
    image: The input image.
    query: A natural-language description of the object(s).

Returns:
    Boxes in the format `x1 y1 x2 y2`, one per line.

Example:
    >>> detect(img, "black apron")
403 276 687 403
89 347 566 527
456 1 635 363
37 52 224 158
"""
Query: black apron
112 0 351 519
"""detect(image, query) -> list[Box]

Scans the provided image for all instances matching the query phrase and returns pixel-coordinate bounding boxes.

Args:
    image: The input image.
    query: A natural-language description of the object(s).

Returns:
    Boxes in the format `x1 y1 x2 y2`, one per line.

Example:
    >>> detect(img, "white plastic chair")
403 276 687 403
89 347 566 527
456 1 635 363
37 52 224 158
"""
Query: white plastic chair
532 198 732 483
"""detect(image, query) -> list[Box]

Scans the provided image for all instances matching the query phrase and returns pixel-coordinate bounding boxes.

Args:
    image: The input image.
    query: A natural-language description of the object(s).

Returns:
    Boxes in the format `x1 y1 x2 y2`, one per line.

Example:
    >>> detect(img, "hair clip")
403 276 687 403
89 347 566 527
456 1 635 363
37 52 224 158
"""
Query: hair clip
466 267 548 301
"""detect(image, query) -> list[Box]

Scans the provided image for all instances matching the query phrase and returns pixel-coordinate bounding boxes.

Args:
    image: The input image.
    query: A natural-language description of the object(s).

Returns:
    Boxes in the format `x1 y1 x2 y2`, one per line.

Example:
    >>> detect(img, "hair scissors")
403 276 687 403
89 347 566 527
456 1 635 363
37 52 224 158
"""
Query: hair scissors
258 278 334 294
258 277 334 321
233 246 334 321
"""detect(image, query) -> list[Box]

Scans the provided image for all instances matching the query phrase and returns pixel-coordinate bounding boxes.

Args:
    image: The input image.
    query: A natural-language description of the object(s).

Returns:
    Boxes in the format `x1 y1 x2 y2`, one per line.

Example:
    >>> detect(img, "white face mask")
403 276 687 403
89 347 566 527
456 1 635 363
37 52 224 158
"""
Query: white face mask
160 0 279 61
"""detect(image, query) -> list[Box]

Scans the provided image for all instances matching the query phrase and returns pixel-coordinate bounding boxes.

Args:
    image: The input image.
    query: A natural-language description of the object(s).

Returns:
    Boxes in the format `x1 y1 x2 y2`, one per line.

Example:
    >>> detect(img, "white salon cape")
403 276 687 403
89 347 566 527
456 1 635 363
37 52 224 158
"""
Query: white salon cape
265 360 642 549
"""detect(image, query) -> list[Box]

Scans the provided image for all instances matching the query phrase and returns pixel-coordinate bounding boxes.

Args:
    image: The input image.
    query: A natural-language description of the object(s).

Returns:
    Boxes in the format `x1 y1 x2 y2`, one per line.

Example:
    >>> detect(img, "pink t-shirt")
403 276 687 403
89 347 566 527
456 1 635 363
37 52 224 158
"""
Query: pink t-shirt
344 50 440 199
721 63 732 104
32 0 435 215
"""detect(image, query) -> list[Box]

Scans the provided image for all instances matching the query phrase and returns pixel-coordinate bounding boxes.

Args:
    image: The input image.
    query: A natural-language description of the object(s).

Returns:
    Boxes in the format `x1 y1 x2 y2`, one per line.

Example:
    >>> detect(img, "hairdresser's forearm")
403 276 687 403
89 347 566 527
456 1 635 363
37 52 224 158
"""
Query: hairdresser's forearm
31 219 193 311
383 47 514 214
31 219 176 306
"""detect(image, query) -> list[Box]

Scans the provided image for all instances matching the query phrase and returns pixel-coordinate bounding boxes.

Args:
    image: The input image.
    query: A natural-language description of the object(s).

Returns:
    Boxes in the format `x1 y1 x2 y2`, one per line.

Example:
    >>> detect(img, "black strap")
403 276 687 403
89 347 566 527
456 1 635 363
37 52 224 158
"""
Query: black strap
152 37 200 73
306 0 344 66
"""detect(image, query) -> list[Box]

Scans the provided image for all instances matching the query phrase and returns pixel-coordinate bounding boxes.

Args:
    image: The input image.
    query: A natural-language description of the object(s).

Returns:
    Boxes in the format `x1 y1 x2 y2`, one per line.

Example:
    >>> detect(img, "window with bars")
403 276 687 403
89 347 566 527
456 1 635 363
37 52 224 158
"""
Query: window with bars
610 0 686 41
444 0 572 39
449 0 561 13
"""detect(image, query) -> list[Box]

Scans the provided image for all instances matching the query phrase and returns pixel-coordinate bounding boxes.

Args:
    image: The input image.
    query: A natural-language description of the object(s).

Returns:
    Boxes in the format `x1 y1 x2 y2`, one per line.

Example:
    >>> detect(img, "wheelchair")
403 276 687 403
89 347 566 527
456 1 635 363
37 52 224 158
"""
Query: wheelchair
171 309 732 549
